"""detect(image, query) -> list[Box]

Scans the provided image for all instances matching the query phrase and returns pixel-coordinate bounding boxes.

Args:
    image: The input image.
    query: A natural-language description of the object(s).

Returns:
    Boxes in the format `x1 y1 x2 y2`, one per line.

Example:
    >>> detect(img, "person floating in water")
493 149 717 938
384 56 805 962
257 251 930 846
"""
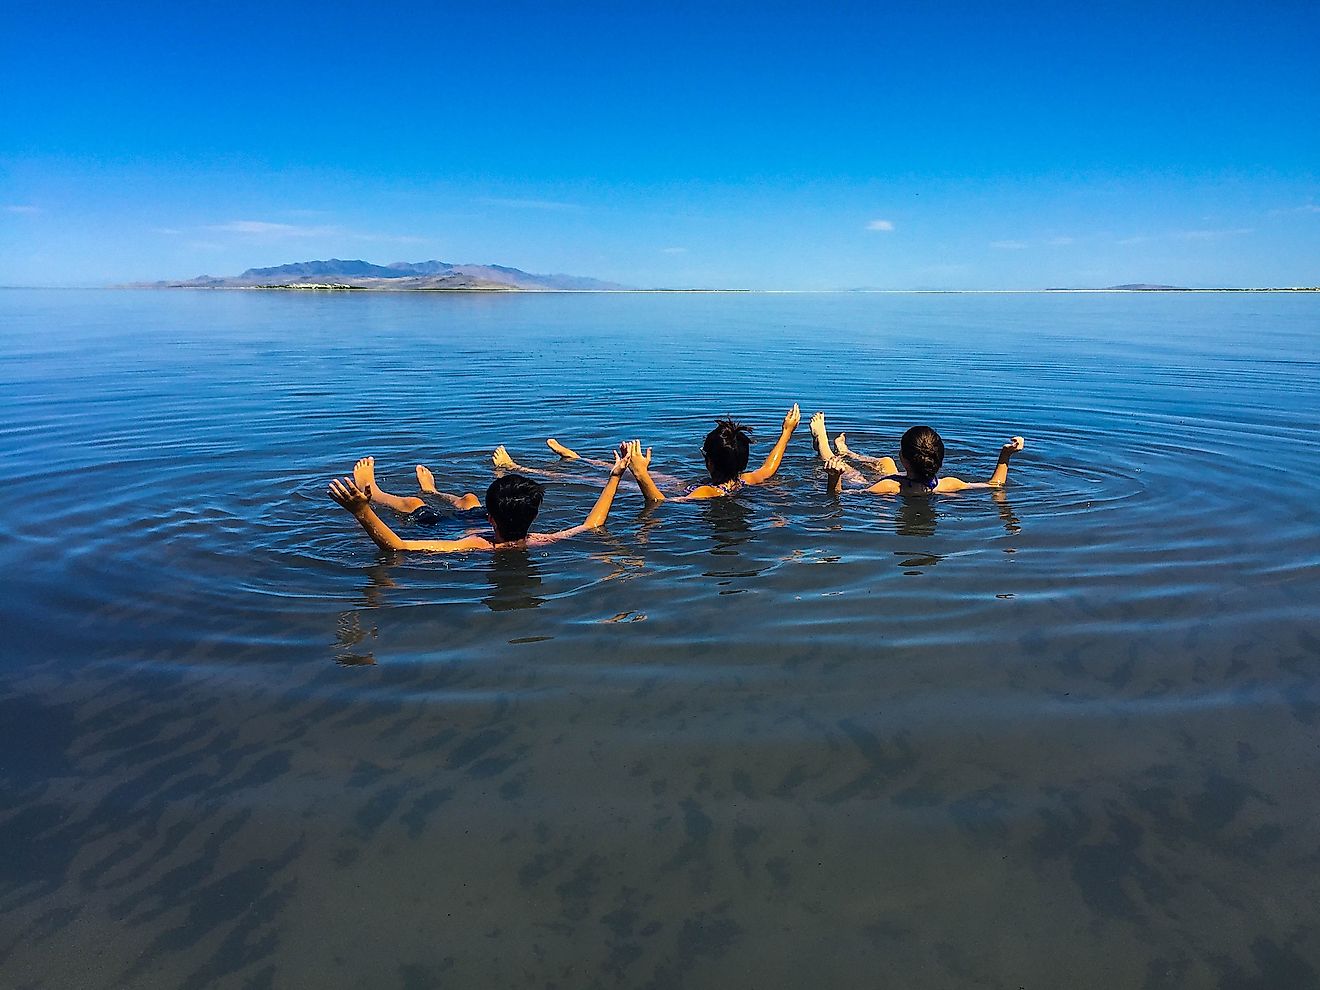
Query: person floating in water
328 447 628 552
809 411 1025 495
541 403 798 503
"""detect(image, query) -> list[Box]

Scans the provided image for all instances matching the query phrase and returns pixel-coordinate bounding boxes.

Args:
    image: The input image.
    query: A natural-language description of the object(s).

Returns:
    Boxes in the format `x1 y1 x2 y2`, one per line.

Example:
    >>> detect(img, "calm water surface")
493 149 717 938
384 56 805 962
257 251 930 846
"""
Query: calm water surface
2 289 1318 988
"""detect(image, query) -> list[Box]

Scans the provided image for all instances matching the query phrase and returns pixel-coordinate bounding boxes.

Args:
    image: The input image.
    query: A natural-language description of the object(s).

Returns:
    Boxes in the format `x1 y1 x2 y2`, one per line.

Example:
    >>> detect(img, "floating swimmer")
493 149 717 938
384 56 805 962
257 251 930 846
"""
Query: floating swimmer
809 411 1025 496
328 447 628 552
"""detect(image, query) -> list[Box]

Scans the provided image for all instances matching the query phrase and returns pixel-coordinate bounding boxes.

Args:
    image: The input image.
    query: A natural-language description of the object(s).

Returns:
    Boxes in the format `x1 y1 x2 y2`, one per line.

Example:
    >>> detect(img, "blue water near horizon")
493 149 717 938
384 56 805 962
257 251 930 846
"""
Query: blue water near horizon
1 288 1319 988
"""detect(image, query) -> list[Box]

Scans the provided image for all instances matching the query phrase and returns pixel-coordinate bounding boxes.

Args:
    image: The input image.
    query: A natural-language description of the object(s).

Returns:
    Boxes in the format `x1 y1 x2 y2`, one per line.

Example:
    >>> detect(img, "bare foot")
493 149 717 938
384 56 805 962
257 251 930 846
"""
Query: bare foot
546 438 580 460
834 433 852 457
353 456 376 493
492 445 517 470
416 464 438 494
810 411 828 439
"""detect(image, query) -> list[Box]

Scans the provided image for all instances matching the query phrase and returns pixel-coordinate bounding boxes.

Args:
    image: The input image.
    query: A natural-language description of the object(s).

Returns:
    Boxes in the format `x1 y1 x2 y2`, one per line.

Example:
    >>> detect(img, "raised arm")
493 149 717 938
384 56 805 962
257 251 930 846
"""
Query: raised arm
741 403 800 485
536 449 629 542
625 439 669 503
329 479 492 553
940 437 1026 491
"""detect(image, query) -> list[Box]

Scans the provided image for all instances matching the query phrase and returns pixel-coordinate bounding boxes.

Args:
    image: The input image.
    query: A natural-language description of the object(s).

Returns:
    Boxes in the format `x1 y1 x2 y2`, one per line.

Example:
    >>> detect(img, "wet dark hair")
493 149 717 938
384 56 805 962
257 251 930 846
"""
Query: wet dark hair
701 418 754 484
900 425 945 483
485 474 545 541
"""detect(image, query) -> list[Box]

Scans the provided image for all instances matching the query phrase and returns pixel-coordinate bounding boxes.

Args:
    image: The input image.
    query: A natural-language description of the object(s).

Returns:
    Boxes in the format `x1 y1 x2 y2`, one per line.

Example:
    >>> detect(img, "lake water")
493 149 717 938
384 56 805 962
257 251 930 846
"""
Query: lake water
2 288 1318 989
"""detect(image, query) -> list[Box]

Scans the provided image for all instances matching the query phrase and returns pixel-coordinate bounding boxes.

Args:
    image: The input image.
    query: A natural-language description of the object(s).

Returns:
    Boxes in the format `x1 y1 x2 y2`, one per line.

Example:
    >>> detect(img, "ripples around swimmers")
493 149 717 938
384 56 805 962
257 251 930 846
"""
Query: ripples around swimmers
2 289 1319 989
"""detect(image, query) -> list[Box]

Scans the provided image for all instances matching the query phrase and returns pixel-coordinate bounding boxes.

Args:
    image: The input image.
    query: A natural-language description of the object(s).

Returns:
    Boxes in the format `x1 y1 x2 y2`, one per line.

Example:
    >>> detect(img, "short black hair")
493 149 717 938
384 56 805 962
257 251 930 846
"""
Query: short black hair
702 418 753 484
900 425 945 483
485 474 545 541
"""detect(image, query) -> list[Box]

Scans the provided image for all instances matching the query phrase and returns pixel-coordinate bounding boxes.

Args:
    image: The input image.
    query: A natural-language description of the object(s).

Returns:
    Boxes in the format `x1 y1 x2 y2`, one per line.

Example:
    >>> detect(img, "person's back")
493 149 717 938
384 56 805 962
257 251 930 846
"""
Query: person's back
329 449 628 553
810 411 1025 496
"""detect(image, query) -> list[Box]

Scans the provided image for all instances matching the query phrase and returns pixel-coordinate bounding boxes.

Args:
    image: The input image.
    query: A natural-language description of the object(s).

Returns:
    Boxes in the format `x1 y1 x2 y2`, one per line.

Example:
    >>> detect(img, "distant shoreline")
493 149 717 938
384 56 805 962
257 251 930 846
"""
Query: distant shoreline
5 285 1318 294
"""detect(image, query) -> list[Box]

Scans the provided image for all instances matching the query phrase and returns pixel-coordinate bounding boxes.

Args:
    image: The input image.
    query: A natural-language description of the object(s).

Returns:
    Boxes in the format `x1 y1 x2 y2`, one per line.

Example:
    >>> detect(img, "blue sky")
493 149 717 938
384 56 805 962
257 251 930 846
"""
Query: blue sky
2 0 1317 288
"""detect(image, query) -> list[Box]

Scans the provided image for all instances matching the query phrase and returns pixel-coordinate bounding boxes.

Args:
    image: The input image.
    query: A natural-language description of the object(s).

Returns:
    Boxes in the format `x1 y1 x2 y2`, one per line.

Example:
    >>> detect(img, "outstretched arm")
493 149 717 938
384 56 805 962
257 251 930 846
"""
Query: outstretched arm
536 449 629 542
741 403 800 485
625 439 669 503
940 437 1026 491
329 479 492 552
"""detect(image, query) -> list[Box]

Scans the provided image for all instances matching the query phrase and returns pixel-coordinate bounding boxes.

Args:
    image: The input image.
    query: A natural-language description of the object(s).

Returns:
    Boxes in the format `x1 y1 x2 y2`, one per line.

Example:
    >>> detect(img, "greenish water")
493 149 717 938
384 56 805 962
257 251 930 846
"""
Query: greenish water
1 289 1318 988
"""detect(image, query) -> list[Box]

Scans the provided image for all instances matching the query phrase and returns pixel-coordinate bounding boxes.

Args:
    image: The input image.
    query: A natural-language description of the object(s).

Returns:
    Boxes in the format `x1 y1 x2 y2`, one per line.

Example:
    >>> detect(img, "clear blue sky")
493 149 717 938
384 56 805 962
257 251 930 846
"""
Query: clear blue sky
2 0 1317 288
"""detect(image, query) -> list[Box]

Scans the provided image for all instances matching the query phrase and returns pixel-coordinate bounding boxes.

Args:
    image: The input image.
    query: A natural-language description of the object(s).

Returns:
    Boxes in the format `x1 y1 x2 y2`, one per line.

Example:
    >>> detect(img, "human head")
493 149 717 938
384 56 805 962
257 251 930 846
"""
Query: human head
485 474 545 541
701 418 753 484
900 425 945 483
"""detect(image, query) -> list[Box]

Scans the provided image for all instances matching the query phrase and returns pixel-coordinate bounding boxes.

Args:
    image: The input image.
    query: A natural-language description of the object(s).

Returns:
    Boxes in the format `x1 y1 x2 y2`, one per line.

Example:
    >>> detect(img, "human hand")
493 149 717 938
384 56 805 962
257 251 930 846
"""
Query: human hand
824 455 848 477
1002 437 1025 456
625 439 653 473
782 403 801 433
329 477 371 513
492 445 516 470
609 447 628 477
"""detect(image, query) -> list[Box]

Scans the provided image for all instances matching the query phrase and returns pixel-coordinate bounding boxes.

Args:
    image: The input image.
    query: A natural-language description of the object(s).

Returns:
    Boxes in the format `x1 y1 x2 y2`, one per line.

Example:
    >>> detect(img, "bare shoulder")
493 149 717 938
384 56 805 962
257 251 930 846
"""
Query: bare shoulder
685 485 725 500
865 479 902 495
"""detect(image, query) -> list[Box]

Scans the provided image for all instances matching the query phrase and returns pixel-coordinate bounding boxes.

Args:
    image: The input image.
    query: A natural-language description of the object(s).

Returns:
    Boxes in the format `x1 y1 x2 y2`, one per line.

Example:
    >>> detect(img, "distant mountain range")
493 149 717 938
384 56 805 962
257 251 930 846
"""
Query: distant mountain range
151 259 630 291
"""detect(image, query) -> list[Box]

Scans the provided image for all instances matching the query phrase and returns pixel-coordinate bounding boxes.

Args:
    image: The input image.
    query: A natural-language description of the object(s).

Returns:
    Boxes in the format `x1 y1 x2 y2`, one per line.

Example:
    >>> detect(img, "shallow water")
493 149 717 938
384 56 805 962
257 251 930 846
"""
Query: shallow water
2 288 1319 989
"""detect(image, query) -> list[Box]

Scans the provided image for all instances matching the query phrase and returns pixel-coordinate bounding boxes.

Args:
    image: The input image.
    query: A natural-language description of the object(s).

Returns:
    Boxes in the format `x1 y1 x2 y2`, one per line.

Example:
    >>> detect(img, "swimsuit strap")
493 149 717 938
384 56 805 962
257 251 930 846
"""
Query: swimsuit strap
881 474 938 491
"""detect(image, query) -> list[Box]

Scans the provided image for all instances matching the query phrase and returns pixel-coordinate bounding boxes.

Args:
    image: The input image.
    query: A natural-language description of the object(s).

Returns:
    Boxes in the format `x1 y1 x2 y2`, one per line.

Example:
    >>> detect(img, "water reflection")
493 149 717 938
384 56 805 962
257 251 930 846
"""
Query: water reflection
483 548 547 612
895 495 939 537
993 488 1022 535
333 610 377 666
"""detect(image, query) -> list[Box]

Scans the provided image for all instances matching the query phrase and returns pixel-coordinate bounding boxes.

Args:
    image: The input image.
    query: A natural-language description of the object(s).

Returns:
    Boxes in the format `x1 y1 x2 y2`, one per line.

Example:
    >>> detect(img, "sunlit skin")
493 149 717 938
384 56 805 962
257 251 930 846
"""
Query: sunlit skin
487 440 682 487
352 456 482 513
810 411 1025 496
329 449 628 553
626 403 802 503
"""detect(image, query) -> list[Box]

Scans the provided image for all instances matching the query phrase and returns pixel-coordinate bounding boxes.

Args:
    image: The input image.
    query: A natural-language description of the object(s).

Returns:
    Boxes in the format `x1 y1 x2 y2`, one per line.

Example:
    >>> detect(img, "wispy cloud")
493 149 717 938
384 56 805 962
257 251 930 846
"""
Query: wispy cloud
990 239 1029 250
1172 227 1253 240
866 219 895 231
1269 203 1320 216
661 246 687 255
202 219 427 245
1047 236 1075 246
478 197 580 211
153 227 183 236
4 204 41 215
207 220 336 237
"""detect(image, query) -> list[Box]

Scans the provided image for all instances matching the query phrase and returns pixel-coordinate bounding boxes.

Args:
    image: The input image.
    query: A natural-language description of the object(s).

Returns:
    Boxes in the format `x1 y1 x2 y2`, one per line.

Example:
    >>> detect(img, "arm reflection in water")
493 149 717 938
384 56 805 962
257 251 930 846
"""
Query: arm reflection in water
333 610 377 666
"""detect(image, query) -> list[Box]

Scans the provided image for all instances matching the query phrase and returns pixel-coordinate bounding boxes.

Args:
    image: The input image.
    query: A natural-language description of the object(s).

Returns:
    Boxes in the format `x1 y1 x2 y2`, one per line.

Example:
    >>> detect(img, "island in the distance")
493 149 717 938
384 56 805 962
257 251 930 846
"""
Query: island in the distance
144 259 631 291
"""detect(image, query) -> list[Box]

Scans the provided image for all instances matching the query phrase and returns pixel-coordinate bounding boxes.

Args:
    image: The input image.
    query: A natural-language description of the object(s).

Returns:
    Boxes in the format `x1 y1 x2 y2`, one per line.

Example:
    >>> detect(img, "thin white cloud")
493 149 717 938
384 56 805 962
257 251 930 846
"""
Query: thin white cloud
208 220 336 237
1172 227 1253 240
866 219 895 231
1117 234 1150 246
203 219 427 244
990 239 1029 250
1269 203 1320 216
1047 236 1075 246
661 246 687 254
4 204 41 215
153 227 183 236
